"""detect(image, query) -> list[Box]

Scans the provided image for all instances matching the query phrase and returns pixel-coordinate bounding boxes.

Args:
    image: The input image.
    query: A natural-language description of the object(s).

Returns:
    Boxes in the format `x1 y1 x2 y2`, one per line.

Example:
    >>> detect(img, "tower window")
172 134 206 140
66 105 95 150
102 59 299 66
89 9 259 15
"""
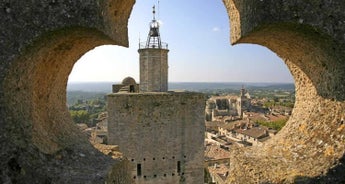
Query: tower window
137 164 142 176
177 161 181 173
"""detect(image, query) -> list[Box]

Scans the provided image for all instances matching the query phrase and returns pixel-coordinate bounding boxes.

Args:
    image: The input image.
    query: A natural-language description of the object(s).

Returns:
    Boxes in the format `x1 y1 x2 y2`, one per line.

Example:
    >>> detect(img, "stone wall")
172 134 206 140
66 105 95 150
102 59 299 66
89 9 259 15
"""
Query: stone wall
0 0 134 183
139 48 169 92
223 0 345 183
107 92 206 184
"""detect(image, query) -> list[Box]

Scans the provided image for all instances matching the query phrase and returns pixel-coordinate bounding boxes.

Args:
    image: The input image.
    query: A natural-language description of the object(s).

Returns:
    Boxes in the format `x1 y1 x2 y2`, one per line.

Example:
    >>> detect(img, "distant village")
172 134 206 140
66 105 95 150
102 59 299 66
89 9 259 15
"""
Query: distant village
203 87 291 183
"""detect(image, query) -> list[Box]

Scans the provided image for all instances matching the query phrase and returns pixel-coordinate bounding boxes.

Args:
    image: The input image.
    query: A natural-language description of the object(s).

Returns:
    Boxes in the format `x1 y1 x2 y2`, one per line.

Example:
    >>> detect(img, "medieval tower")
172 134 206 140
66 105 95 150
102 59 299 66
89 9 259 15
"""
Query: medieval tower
237 86 251 117
138 6 169 92
107 6 205 184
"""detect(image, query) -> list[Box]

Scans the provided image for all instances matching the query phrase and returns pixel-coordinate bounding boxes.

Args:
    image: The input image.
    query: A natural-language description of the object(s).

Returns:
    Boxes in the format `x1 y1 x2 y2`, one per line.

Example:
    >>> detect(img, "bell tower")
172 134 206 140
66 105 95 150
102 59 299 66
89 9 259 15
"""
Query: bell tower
108 7 205 184
138 6 169 92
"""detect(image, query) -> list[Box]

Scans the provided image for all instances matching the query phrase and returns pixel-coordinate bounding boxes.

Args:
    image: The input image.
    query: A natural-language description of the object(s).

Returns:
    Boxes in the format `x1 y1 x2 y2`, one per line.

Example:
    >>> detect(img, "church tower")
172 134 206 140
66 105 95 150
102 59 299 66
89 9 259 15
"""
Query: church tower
138 6 169 92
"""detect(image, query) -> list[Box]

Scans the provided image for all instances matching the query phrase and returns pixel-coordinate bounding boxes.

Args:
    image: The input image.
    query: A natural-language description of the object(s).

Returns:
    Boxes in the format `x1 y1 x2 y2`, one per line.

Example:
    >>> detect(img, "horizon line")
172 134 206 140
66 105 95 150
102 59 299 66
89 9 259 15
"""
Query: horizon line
68 81 295 84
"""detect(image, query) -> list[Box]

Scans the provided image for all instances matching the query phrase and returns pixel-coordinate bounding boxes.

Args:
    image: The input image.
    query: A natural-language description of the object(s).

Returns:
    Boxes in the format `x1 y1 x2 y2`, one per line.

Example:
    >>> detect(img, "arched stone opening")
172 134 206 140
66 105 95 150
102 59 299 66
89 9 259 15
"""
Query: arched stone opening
2 27 132 183
0 0 135 183
1 0 345 183
4 27 116 154
224 0 345 183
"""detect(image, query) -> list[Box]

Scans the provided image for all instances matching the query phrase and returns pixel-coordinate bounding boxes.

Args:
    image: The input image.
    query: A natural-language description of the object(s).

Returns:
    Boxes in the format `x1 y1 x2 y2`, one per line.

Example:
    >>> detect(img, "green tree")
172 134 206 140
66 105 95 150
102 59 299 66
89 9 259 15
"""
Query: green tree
273 97 279 103
70 110 90 124
256 119 288 131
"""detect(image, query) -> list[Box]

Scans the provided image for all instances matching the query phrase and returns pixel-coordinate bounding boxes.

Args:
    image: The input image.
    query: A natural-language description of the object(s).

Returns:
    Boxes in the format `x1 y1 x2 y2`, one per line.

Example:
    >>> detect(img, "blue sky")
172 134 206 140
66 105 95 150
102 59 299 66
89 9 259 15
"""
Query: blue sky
68 0 294 83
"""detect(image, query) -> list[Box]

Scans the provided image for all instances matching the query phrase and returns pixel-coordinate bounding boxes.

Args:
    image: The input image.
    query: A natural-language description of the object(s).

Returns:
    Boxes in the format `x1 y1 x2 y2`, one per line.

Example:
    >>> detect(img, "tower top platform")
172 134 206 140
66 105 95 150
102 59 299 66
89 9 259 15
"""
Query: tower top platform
139 5 168 50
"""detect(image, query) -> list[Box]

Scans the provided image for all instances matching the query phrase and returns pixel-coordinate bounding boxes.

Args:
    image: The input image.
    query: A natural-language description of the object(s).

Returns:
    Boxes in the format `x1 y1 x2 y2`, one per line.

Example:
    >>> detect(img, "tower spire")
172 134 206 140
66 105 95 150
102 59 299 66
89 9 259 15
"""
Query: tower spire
152 5 156 20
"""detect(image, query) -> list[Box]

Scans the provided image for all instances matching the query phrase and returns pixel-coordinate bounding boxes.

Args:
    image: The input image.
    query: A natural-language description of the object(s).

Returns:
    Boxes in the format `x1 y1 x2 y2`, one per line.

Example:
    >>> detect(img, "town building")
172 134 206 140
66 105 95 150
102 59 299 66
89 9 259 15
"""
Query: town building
204 144 231 184
90 112 108 144
205 86 251 121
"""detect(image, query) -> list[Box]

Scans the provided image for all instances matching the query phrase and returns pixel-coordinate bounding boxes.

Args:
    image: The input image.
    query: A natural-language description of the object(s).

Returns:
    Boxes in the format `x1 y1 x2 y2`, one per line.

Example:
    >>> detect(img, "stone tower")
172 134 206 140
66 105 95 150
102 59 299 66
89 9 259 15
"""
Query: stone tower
138 6 169 92
237 86 251 117
107 6 205 184
107 93 205 184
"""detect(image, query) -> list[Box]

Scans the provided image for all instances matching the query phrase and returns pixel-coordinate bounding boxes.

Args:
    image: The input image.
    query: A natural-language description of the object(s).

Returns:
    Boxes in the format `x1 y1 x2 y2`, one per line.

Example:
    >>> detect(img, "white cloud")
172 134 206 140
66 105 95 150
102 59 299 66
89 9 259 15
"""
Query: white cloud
158 20 164 26
212 27 220 32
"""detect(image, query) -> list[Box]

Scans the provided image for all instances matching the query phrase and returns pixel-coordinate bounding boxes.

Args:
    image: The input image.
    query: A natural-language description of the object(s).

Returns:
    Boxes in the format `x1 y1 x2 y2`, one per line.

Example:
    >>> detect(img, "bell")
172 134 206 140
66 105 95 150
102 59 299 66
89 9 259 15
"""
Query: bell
149 28 159 37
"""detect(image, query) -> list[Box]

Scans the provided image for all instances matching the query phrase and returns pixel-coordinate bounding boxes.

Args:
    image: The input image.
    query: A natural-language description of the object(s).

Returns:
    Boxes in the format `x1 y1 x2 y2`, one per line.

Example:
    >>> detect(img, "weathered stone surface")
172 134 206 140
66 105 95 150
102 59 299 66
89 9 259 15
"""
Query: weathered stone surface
0 0 134 183
139 49 169 92
223 0 345 183
107 92 206 184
